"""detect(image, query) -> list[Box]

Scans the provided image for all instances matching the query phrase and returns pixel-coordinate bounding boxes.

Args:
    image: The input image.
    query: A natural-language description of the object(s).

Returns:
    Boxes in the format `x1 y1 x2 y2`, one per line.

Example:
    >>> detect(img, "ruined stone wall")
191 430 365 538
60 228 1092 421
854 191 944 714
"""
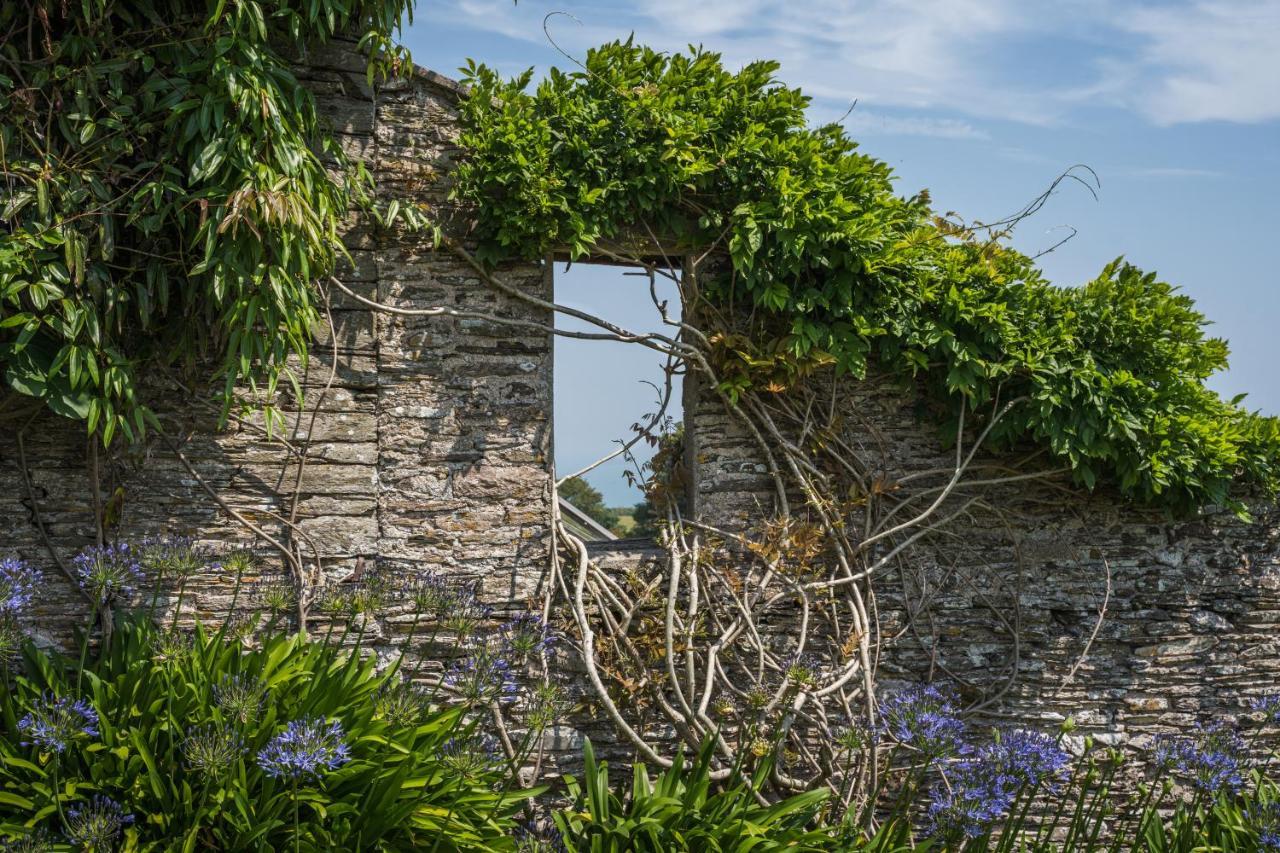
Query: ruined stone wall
686 373 1280 749
0 41 553 643
4 38 1278 764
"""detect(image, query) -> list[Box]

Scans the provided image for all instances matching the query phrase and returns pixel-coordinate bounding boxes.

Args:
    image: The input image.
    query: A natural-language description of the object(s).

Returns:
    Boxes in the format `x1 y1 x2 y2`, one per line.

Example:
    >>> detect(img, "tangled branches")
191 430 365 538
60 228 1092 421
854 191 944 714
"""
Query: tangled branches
335 230 1081 814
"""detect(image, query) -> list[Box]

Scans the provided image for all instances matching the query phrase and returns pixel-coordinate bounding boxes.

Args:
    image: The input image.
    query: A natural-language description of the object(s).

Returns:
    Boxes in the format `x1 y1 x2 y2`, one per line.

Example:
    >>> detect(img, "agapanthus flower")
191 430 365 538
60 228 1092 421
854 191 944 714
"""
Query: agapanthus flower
972 728 1073 793
499 613 556 659
72 543 142 605
65 794 133 849
444 651 519 706
835 718 876 753
253 574 297 617
313 583 353 617
257 717 351 780
784 654 822 689
401 572 453 616
1151 723 1246 795
514 818 567 853
442 592 491 639
374 680 433 728
223 611 260 644
1252 694 1280 726
879 684 967 758
138 535 212 579
149 629 192 665
346 565 393 617
18 693 100 753
1249 800 1280 852
219 548 258 578
926 769 1014 840
439 733 502 779
0 556 41 615
182 724 244 777
214 674 267 726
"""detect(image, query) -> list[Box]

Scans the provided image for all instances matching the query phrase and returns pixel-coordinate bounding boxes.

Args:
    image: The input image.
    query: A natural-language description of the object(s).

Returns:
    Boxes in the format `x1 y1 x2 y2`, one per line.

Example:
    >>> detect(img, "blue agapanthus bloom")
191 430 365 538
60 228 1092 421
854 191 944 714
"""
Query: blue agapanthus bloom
444 651 519 706
1252 694 1280 726
973 728 1073 793
1152 723 1246 795
1249 800 1280 852
879 684 967 758
65 794 133 848
72 543 143 605
442 592 492 638
499 612 556 659
0 556 41 615
257 717 351 781
138 535 215 579
925 727 1070 839
18 693 100 753
925 769 1014 839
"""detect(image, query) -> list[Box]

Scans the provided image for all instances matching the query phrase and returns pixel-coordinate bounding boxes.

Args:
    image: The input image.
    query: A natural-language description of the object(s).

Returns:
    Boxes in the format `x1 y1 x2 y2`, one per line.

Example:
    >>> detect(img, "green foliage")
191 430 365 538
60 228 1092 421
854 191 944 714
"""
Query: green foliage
554 740 834 852
558 477 621 533
0 615 527 850
0 0 414 444
455 41 1280 513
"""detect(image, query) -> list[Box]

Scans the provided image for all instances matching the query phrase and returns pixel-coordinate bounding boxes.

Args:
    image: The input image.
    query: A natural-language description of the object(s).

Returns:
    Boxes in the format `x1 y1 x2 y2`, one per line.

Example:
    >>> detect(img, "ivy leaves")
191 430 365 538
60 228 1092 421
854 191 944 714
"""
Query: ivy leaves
454 40 1280 514
0 0 412 444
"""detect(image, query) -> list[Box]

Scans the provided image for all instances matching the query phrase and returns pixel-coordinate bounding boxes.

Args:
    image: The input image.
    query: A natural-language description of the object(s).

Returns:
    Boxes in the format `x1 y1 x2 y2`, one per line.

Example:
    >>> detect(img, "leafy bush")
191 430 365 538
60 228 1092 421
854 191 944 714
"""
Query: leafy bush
553 740 833 852
0 615 528 851
0 0 415 442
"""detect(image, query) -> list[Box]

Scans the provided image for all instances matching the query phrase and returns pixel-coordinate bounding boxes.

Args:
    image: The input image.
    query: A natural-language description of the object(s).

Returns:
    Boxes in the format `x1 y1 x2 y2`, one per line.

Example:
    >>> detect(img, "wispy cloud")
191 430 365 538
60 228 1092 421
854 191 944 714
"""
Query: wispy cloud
435 0 1280 128
1117 1 1280 124
844 110 989 140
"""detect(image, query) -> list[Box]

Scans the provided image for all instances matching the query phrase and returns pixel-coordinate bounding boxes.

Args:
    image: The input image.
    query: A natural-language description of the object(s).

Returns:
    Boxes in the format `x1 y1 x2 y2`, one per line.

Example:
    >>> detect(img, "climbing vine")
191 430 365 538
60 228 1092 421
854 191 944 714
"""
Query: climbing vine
0 0 413 444
455 41 1280 514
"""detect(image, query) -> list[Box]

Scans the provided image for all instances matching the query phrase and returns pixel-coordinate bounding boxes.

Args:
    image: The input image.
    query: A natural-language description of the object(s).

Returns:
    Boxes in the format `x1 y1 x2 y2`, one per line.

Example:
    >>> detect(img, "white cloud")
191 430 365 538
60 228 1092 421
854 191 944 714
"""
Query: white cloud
1118 0 1280 124
438 0 1065 122
844 109 990 139
433 0 1280 127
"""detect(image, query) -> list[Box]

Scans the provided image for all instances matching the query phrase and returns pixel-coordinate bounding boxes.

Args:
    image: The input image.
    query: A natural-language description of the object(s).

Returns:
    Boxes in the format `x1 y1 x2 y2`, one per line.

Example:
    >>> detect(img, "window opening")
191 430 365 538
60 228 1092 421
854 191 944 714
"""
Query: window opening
553 261 683 541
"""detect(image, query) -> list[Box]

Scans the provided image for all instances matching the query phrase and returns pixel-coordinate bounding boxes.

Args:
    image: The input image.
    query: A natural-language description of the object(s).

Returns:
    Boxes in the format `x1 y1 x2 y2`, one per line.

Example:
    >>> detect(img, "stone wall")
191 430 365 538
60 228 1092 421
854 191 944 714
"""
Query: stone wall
0 41 553 643
4 38 1278 762
686 373 1280 749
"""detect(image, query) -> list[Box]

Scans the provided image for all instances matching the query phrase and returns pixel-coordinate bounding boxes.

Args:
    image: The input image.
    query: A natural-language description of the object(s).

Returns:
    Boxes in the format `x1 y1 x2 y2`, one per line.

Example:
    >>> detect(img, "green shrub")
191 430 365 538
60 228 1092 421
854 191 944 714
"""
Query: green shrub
0 0 418 444
552 740 834 852
0 615 528 851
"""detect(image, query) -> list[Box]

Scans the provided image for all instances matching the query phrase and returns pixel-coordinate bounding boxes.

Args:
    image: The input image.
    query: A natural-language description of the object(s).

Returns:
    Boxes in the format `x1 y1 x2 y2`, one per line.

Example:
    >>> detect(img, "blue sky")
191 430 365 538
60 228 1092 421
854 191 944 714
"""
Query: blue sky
400 0 1280 504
